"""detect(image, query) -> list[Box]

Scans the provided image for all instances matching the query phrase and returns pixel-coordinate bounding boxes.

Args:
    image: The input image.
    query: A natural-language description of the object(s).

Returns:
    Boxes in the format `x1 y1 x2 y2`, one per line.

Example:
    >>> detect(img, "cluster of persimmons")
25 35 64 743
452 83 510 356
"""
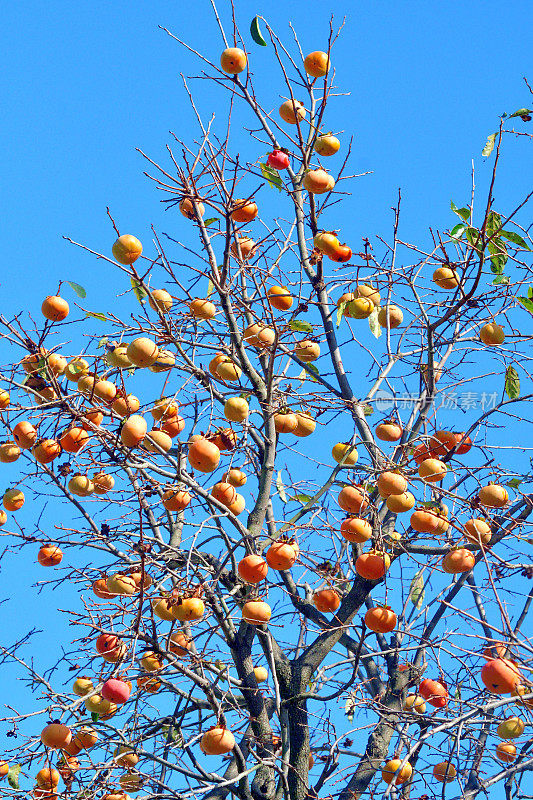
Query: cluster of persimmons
0 40 527 799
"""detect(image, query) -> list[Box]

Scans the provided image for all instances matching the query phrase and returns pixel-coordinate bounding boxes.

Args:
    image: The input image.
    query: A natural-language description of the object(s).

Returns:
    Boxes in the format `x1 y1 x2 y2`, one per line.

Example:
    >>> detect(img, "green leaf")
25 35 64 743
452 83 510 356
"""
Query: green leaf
97 337 109 349
276 471 287 503
454 683 462 701
214 660 228 681
450 223 467 239
207 278 214 297
363 404 374 416
505 365 520 400
487 238 508 274
297 365 319 382
500 230 532 250
344 692 357 722
465 228 484 253
289 320 313 334
482 132 497 157
290 493 313 504
450 201 470 222
508 108 533 119
130 277 148 304
260 162 282 191
85 311 108 322
517 297 533 314
7 764 21 790
507 478 523 488
492 275 510 285
408 570 425 609
91 711 99 723
336 300 347 327
368 307 382 339
486 210 503 236
67 281 87 299
204 218 219 227
528 286 533 299
305 363 319 381
250 16 268 46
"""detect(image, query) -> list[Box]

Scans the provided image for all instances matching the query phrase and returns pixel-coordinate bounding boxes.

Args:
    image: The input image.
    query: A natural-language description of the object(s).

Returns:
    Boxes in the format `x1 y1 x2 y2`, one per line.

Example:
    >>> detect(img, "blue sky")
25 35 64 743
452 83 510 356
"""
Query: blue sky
1 0 532 792
1 0 532 313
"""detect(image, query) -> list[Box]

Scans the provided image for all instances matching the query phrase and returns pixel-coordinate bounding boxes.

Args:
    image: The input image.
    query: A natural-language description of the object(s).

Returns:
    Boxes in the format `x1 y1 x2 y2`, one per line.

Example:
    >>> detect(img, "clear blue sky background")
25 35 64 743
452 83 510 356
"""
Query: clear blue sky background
0 0 532 790
1 0 532 308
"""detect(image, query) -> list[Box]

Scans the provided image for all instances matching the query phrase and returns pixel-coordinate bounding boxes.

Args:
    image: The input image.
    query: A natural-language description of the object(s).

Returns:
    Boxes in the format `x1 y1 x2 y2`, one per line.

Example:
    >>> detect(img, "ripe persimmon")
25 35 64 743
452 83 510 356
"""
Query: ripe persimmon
303 169 335 194
268 285 293 310
231 199 258 222
442 548 475 574
242 600 272 625
112 234 142 264
279 99 306 124
356 551 391 580
313 589 341 613
340 516 372 543
238 554 268 583
265 541 298 570
188 437 220 473
38 544 63 566
314 134 340 156
364 606 396 633
41 296 69 322
127 338 159 368
338 485 368 514
220 48 247 74
201 726 236 755
60 427 89 454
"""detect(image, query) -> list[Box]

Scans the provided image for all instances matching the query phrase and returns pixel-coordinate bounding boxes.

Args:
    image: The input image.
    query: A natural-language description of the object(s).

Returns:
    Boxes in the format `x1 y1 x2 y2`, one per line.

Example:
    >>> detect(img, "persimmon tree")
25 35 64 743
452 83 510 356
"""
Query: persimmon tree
1 7 533 800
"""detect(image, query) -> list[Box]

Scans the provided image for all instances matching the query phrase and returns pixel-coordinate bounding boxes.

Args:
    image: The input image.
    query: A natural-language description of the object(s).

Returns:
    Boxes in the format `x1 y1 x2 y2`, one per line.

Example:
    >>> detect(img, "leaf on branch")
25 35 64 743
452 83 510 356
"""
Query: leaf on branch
203 218 219 227
297 364 319 382
492 275 509 285
207 279 214 297
408 569 425 609
487 239 508 274
7 765 21 790
368 307 382 339
250 16 268 46
336 300 347 327
344 692 357 722
276 471 287 503
500 230 532 250
97 337 109 349
290 493 313 504
67 281 87 299
131 277 148 304
486 210 502 236
508 108 533 119
289 320 314 333
507 478 523 488
91 711 99 723
482 133 497 157
450 201 470 222
505 365 520 400
260 162 282 191
450 223 467 240
363 404 374 416
465 227 481 247
85 311 108 322
517 297 533 314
